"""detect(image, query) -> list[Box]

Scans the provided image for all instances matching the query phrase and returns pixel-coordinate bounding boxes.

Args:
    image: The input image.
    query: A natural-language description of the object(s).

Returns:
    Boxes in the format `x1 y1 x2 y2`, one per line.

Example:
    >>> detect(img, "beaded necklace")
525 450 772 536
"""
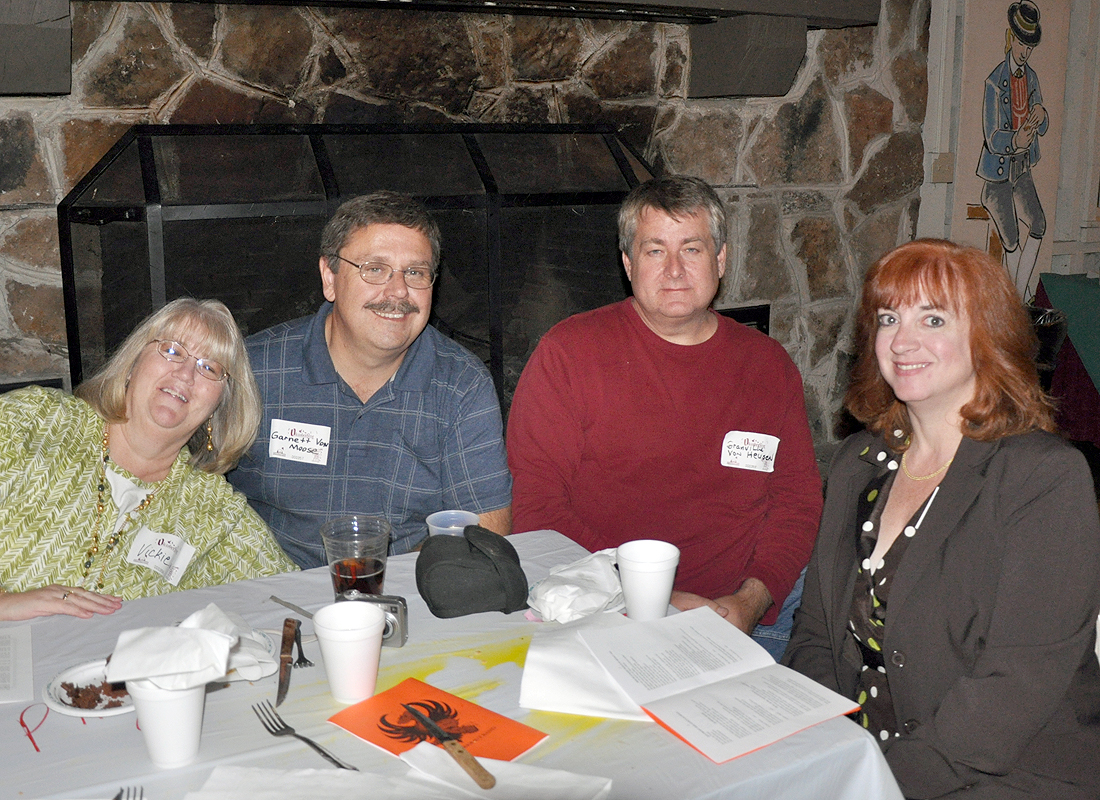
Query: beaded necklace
82 425 160 590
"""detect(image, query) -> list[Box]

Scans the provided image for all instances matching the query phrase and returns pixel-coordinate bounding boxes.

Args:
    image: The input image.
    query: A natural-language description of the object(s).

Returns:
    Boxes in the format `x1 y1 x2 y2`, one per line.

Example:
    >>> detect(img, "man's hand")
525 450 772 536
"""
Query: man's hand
714 578 774 635
0 585 122 621
477 506 512 536
671 579 773 634
670 590 730 618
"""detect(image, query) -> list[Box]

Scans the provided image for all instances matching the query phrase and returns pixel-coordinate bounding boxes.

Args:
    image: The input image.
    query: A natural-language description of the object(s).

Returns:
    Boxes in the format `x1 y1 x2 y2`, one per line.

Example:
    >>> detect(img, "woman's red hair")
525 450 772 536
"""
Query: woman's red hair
845 238 1055 444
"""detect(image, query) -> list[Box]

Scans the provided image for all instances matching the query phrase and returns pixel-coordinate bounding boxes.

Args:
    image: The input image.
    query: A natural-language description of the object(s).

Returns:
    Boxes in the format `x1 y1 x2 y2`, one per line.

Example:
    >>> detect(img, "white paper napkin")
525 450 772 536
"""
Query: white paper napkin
182 756 612 800
526 549 625 623
182 765 459 800
519 612 648 721
184 604 278 681
401 741 613 799
105 603 237 690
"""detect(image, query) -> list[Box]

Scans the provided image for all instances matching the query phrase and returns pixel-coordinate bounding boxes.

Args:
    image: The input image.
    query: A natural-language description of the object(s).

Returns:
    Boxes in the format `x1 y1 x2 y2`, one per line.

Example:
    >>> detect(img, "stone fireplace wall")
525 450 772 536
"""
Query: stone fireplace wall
0 0 928 452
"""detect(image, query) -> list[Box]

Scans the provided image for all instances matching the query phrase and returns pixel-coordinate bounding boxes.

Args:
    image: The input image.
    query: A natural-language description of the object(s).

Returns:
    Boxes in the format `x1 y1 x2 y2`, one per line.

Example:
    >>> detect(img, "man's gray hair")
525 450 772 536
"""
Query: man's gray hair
618 176 728 258
320 191 442 270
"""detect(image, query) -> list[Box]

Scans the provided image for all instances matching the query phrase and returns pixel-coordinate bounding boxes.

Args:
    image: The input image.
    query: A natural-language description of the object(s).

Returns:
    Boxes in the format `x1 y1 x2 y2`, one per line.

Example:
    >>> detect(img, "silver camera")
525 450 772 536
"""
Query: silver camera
336 591 409 647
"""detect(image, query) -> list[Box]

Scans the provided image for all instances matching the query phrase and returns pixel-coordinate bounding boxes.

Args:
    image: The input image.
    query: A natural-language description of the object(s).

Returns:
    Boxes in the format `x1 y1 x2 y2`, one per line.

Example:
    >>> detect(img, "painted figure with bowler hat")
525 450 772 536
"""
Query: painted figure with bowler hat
975 0 1048 299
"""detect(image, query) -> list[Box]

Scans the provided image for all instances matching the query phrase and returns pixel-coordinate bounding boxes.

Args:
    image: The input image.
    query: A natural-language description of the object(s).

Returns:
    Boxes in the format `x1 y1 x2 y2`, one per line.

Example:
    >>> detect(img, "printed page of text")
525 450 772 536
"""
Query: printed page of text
644 665 859 763
578 607 774 706
0 625 34 704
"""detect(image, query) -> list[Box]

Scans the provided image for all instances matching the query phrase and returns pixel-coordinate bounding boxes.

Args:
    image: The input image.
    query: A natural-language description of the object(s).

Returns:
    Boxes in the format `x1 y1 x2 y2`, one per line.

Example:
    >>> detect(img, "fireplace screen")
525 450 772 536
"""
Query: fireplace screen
58 123 654 410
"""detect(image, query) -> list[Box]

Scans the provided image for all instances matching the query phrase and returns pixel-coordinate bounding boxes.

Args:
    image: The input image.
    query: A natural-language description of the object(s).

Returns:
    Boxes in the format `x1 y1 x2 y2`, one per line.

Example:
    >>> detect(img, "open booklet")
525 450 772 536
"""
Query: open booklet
577 606 859 764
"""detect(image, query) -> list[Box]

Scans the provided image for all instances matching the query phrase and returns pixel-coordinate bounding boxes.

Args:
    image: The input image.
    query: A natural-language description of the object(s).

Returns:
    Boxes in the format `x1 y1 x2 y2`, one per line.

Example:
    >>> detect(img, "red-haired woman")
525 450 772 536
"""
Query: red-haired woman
783 239 1100 799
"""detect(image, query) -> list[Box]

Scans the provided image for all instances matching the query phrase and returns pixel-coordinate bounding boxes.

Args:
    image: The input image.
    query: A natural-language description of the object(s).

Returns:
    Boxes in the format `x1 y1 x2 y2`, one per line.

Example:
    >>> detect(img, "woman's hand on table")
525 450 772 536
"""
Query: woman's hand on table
0 585 122 621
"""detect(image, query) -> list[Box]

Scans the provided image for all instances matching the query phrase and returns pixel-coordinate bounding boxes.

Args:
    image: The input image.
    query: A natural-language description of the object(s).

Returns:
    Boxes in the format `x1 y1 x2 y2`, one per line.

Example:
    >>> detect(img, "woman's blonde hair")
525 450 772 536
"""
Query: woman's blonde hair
75 298 261 474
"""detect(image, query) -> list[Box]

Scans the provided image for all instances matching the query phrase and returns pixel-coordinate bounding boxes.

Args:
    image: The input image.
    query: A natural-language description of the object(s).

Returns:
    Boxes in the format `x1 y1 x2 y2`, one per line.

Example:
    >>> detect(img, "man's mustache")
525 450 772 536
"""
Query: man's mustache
364 300 420 315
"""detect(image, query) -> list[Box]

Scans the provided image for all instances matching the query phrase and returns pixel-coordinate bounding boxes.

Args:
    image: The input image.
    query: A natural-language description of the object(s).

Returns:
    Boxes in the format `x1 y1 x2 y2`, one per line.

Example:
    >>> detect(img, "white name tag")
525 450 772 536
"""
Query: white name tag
126 528 196 586
721 431 780 473
269 419 331 466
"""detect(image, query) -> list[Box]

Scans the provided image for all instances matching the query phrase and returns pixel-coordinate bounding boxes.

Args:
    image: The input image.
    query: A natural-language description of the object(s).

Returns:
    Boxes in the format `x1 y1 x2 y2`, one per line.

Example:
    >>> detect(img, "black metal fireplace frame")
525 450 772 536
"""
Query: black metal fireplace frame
57 122 653 394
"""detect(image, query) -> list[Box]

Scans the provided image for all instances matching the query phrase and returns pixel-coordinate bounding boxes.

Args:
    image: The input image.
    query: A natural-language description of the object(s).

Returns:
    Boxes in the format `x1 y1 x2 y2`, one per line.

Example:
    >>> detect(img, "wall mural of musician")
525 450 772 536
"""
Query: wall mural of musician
953 0 1068 301
976 1 1048 299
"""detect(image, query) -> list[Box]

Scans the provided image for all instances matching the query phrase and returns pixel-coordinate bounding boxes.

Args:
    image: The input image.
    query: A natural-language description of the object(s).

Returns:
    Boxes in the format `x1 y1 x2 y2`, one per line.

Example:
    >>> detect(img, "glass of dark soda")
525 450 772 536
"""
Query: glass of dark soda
320 516 391 598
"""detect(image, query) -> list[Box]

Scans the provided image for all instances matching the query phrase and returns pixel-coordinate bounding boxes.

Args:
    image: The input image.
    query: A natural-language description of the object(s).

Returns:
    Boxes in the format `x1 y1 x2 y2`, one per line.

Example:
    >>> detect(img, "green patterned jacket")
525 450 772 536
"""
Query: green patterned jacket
0 387 297 598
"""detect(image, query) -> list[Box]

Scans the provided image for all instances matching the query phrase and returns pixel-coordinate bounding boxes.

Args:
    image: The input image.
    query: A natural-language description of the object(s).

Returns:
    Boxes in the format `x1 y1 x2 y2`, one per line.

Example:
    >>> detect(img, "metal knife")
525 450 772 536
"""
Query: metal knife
275 618 299 706
270 595 313 619
401 703 496 789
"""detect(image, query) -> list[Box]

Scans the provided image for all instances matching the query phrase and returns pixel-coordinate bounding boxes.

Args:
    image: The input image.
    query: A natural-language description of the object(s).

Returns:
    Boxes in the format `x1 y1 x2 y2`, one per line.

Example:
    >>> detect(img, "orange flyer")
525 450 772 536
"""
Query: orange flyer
328 677 546 761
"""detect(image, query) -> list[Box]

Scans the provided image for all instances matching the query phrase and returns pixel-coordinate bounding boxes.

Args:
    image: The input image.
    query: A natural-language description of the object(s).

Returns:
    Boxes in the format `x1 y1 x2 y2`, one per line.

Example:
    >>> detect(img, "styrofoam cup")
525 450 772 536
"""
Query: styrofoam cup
616 539 681 621
425 509 479 536
126 679 206 768
313 601 386 704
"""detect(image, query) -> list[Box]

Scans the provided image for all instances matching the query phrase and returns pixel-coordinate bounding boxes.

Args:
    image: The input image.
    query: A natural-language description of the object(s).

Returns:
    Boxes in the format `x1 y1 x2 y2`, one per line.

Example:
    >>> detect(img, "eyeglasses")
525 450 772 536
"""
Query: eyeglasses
151 340 230 382
329 255 436 290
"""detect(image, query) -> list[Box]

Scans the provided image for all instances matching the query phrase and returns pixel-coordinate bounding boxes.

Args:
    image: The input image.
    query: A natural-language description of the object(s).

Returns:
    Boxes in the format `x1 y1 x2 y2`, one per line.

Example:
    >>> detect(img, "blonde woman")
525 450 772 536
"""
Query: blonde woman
0 298 295 621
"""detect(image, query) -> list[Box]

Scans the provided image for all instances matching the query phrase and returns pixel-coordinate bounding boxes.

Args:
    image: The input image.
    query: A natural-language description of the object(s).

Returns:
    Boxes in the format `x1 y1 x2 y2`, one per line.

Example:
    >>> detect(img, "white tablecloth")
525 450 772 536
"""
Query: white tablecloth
0 530 902 800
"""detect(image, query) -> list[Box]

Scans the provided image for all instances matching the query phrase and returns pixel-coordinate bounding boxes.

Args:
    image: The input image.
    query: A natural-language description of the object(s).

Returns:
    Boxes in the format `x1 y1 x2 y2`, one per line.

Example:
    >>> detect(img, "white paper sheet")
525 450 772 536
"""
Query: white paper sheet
519 613 648 721
182 765 457 800
401 741 613 799
578 607 774 706
0 625 33 704
181 750 613 800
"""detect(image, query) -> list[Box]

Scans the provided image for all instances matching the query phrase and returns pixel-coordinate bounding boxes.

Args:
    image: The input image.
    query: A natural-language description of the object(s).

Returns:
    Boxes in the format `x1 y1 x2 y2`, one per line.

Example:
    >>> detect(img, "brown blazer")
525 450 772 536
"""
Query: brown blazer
784 430 1100 800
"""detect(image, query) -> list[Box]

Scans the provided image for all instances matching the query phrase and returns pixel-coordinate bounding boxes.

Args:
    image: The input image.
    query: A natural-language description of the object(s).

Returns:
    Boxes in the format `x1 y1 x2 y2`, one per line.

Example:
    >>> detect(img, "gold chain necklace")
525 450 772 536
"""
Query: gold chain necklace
900 450 953 482
82 425 160 590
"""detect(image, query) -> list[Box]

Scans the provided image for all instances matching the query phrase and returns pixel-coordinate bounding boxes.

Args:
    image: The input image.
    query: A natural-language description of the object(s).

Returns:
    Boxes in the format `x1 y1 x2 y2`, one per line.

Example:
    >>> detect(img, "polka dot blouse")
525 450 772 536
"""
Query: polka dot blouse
848 444 941 748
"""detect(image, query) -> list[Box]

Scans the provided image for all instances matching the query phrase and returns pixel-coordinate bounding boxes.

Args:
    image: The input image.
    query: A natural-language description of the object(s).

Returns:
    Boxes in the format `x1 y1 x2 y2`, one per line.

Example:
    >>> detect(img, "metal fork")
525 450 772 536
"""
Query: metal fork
112 788 144 800
292 624 314 668
251 700 358 770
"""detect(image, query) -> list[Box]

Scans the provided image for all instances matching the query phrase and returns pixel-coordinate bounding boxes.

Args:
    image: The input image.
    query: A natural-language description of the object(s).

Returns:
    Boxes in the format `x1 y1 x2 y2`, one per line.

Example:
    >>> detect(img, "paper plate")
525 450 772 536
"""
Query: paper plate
43 658 134 717
221 629 277 682
43 630 276 716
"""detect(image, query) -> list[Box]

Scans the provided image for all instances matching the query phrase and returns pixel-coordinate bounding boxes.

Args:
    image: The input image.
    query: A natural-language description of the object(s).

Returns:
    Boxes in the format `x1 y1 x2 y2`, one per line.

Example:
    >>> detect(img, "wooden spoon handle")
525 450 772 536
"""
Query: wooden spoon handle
441 739 496 789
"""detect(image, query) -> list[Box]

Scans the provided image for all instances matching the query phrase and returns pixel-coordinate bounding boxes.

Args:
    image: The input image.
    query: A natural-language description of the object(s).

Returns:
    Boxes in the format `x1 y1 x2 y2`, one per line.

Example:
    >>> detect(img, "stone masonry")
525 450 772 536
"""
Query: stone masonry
0 0 929 454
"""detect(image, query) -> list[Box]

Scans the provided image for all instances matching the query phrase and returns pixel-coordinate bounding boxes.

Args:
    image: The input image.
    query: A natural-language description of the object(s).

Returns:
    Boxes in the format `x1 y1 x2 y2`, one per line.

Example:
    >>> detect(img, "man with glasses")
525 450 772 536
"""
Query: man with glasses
229 192 512 566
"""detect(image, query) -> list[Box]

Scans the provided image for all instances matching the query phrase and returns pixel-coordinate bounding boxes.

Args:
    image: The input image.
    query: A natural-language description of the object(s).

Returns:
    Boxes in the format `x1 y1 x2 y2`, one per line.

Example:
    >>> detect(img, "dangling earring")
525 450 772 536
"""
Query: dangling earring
206 420 214 452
